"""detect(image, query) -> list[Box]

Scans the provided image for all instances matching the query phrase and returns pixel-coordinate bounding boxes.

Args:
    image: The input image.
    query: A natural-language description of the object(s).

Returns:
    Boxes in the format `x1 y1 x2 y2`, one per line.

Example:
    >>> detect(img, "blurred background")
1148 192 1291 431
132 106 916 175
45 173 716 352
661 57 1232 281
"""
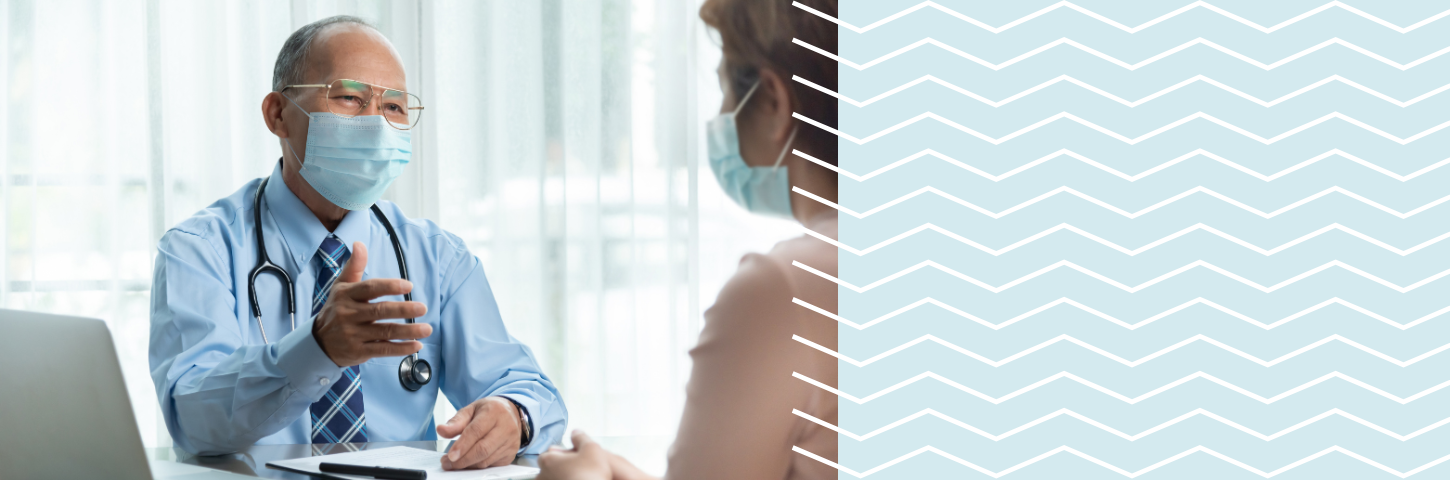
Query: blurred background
0 0 799 456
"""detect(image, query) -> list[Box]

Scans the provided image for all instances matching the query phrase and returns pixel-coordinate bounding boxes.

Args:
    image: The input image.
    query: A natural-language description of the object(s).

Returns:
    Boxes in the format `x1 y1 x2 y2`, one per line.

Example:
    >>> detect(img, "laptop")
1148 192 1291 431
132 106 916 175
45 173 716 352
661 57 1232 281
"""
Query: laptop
0 309 252 479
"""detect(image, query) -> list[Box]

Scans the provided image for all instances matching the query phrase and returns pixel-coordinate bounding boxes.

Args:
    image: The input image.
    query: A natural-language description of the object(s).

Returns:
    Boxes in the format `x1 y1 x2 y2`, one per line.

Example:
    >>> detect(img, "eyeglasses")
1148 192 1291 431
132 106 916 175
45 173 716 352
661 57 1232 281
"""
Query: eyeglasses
282 79 424 130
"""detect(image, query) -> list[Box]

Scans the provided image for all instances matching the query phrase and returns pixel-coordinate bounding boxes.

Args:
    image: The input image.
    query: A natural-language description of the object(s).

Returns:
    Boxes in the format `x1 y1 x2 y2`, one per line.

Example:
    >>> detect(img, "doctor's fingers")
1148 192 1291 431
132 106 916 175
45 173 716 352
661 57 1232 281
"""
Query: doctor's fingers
444 411 501 467
338 277 414 301
478 426 518 468
360 339 423 358
448 420 514 469
436 403 477 438
359 320 433 341
338 300 428 323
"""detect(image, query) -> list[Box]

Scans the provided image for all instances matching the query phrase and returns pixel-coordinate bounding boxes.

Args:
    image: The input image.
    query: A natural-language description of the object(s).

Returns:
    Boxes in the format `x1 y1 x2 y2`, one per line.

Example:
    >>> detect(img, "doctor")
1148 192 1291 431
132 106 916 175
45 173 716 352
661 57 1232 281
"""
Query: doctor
148 15 566 470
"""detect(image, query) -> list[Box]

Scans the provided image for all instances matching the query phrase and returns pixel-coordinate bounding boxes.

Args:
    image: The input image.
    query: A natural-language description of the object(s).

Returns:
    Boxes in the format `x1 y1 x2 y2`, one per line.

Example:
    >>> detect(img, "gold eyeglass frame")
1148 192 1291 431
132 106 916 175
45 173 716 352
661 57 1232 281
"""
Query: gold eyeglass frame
282 79 425 130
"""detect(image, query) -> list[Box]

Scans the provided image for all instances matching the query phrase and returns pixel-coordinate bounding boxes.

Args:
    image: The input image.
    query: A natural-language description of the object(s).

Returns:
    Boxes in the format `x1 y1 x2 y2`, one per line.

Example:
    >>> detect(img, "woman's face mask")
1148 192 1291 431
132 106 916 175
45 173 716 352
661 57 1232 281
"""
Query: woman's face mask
283 94 411 211
706 81 798 219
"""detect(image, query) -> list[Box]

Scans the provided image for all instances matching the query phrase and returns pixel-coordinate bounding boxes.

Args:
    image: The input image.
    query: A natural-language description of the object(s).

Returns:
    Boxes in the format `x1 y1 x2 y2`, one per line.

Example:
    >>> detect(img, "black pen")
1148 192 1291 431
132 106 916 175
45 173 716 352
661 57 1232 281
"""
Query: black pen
319 462 427 480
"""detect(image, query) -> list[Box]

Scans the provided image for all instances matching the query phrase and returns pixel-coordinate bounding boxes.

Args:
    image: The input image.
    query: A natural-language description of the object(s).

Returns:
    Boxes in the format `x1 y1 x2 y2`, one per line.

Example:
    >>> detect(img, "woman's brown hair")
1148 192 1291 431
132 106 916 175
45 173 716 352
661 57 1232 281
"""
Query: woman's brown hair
701 0 838 167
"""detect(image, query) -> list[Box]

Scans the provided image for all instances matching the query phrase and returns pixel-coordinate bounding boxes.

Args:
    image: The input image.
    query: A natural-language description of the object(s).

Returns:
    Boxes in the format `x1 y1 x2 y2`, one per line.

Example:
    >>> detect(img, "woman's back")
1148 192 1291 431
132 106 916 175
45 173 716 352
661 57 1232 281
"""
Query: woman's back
535 1 840 477
665 211 838 479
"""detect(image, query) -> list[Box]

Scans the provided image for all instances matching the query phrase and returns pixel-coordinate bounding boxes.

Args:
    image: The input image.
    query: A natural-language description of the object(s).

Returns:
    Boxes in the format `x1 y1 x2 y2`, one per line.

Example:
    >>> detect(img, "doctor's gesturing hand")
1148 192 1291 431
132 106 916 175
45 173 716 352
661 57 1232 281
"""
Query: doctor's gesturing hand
311 241 432 367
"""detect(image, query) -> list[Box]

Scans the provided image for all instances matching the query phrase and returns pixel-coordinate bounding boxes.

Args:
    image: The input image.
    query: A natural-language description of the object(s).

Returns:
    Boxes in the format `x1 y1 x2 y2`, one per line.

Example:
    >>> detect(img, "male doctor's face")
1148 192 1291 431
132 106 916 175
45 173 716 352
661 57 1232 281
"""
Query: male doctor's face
264 24 408 184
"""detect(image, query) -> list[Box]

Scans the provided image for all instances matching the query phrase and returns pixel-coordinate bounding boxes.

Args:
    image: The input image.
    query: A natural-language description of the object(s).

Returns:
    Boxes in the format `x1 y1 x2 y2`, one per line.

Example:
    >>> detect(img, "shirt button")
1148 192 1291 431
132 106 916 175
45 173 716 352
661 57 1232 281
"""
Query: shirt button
320 377 330 386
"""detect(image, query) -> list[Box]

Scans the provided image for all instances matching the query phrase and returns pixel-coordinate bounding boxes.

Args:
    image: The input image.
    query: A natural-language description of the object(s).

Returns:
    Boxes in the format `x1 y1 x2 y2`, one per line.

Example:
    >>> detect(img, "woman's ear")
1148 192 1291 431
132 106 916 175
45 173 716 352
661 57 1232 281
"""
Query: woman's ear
754 68 796 144
261 92 291 139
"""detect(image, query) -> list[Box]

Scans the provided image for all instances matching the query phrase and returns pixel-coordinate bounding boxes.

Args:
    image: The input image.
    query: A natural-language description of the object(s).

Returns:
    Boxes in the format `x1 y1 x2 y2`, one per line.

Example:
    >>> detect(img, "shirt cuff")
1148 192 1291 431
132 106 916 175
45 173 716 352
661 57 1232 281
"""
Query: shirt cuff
496 394 539 451
275 321 344 400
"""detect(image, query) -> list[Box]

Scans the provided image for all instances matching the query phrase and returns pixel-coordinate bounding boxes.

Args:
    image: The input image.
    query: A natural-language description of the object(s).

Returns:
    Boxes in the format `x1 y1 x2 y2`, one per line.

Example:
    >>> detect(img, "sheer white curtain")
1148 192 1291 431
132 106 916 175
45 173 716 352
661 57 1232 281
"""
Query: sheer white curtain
1 0 796 449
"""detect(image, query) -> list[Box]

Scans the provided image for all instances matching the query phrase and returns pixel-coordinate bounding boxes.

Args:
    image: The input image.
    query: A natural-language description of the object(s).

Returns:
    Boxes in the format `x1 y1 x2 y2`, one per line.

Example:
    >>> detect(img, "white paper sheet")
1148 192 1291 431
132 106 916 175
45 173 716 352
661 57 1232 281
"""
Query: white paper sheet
266 446 538 480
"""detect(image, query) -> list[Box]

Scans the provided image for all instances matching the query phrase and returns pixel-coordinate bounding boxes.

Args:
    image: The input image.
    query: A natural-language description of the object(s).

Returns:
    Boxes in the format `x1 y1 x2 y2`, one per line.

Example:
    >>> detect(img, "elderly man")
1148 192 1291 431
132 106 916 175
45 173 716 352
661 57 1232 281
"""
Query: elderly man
148 16 565 470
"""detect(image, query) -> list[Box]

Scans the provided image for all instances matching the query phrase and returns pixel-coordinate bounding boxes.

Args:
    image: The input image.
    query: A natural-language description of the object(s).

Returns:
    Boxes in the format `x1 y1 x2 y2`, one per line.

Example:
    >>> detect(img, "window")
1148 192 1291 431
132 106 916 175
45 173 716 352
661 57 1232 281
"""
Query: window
0 0 798 449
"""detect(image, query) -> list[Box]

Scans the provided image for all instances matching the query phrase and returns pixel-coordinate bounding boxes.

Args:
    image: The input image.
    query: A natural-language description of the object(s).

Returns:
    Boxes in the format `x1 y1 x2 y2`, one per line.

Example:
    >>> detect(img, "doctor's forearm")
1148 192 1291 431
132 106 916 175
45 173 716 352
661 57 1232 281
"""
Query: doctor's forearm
163 325 342 454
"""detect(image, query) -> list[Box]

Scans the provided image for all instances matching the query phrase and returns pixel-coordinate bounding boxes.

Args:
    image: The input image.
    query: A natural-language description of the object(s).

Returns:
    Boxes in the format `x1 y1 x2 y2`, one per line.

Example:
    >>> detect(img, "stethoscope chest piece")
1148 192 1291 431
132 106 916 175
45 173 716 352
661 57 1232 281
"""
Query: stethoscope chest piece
398 354 431 391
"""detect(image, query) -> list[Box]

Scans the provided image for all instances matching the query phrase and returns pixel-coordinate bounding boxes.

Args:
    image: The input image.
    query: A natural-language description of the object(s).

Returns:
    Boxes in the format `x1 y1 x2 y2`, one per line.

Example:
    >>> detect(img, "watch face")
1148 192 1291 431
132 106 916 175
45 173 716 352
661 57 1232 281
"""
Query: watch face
519 408 532 445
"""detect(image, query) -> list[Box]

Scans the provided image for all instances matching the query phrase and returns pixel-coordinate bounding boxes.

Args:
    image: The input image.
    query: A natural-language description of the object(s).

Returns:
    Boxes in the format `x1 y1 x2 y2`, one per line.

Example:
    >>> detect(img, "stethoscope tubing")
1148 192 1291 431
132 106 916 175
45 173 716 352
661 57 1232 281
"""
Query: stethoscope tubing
248 174 429 391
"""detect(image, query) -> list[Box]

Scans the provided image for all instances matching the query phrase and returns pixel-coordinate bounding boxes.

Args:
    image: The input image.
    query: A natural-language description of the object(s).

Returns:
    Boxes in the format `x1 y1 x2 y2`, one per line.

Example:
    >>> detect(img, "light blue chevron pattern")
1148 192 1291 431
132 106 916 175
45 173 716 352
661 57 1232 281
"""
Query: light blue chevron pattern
813 1 1450 478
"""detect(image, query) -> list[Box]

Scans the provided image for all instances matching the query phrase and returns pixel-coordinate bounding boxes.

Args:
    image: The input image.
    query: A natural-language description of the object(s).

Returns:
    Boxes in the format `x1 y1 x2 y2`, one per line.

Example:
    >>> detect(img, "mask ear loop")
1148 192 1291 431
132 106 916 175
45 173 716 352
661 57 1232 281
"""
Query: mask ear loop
733 80 795 170
279 93 310 165
282 136 304 166
734 81 761 113
771 126 798 170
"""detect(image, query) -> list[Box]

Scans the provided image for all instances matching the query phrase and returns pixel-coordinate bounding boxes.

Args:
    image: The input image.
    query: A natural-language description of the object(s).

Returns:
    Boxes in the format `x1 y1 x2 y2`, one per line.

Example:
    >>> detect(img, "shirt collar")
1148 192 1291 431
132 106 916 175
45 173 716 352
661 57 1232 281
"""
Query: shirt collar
263 161 373 271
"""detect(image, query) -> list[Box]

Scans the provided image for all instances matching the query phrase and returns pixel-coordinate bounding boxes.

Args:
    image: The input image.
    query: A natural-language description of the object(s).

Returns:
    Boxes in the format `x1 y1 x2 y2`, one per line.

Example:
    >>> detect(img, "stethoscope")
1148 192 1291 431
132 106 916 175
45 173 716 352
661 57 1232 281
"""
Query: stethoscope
248 175 433 392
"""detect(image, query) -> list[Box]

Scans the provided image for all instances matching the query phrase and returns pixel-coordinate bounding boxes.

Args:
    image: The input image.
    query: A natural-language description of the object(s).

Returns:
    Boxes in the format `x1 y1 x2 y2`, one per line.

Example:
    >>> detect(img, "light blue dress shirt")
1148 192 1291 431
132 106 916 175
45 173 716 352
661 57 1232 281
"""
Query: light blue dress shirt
149 162 566 455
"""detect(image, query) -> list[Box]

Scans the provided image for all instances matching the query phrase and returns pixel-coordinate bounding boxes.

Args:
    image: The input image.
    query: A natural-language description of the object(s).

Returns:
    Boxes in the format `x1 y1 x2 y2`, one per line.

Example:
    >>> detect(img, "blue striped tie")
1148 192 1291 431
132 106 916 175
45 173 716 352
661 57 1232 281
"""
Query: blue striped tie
309 235 367 444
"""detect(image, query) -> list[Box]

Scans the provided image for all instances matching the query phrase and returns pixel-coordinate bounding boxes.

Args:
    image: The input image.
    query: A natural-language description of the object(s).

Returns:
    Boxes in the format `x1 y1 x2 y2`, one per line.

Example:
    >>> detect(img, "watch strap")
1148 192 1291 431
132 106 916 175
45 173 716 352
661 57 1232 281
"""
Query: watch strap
500 396 534 448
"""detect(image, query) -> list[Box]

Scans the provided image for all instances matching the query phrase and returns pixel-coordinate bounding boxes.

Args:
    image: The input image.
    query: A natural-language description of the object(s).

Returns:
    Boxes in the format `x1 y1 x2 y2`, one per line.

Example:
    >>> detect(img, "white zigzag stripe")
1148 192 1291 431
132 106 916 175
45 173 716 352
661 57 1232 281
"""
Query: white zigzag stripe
792 407 1450 442
793 258 1450 294
793 333 1450 368
806 222 1450 257
795 74 1450 108
791 444 1450 478
792 185 1450 219
793 111 1450 145
792 296 1449 331
792 370 1450 404
793 1 1450 34
794 36 1450 71
792 149 1450 182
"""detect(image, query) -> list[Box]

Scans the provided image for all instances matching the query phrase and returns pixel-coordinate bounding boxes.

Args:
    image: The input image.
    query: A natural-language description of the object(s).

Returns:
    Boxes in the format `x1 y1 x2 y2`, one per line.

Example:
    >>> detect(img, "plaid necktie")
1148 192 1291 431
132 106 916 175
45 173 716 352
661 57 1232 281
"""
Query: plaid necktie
309 235 367 444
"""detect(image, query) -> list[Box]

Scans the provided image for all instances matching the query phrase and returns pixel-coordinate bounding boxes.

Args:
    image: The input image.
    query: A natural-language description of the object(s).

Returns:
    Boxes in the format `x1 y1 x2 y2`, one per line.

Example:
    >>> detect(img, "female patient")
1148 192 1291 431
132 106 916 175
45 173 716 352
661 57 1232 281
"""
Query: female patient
536 0 839 479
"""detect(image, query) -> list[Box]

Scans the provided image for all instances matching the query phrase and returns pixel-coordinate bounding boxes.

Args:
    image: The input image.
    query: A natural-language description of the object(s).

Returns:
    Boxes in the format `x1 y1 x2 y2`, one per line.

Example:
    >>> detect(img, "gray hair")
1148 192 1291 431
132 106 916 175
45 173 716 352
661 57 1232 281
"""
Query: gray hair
271 15 375 92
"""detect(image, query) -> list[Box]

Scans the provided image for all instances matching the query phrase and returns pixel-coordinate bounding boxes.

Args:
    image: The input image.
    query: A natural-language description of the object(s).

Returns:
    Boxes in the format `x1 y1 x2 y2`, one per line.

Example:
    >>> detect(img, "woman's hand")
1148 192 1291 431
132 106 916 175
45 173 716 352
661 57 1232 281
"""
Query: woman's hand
537 430 612 480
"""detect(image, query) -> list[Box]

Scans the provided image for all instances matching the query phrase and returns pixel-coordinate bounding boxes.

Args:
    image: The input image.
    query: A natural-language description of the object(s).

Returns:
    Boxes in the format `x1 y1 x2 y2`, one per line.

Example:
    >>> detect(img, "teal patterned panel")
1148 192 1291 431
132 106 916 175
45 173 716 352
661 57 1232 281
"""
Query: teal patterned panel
815 1 1450 478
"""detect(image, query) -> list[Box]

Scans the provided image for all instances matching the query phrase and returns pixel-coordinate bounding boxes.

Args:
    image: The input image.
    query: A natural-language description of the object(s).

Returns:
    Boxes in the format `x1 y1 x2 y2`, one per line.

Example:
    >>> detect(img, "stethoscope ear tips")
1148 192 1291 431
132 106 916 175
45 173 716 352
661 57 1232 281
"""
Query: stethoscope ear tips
398 354 432 392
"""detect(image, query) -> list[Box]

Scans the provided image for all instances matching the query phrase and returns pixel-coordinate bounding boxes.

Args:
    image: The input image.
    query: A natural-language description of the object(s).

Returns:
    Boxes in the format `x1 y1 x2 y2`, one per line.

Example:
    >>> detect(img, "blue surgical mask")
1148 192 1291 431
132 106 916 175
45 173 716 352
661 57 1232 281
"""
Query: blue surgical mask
706 82 798 219
283 96 411 211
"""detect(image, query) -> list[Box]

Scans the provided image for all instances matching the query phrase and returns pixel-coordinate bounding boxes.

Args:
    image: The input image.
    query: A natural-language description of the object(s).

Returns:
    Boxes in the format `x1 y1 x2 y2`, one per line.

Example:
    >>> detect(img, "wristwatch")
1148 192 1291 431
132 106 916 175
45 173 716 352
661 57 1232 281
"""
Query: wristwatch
501 397 534 448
